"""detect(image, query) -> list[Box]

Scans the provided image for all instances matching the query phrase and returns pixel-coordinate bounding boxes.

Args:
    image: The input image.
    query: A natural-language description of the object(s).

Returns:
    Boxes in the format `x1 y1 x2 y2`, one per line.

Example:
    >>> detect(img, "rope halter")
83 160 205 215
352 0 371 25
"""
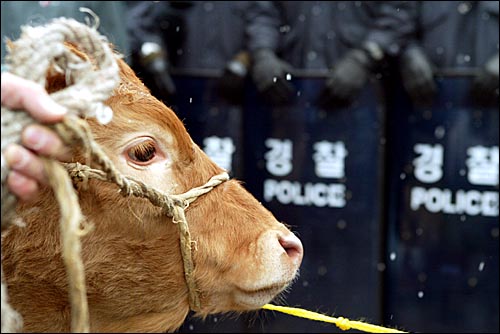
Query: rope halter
65 162 230 311
1 15 227 332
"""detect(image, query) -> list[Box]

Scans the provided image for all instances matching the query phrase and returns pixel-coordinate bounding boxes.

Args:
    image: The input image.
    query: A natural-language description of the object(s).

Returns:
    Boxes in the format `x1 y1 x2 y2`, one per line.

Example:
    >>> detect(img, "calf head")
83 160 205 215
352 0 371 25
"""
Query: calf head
1 45 303 332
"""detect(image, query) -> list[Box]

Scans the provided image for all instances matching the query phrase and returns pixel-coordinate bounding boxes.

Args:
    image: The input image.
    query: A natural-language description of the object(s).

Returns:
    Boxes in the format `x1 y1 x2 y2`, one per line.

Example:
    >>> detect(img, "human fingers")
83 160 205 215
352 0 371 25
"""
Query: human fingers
1 72 66 123
21 124 71 161
3 144 49 186
6 169 39 202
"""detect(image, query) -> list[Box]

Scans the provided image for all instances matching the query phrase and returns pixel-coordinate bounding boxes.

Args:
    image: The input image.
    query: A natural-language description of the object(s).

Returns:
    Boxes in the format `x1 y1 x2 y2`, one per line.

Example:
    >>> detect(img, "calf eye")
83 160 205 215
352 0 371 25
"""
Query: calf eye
127 140 156 163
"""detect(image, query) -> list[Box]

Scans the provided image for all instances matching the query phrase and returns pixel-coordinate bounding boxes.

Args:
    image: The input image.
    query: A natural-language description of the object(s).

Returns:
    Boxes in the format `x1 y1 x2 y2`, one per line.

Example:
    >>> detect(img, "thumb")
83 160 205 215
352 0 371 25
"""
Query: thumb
1 72 66 123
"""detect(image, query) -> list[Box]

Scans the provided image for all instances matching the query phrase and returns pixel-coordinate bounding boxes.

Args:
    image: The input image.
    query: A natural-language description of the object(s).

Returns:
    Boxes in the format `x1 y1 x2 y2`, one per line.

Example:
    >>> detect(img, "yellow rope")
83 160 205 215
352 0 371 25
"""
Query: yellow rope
262 304 408 333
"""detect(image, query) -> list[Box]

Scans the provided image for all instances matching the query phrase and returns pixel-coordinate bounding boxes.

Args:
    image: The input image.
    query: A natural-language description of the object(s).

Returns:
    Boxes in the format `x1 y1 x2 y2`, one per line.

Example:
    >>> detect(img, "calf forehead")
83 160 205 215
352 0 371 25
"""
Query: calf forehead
94 57 195 161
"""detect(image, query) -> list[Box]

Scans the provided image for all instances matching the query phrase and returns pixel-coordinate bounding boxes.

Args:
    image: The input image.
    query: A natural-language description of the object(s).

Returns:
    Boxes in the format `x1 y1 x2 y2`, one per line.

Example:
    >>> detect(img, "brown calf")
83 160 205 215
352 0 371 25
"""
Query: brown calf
1 46 303 332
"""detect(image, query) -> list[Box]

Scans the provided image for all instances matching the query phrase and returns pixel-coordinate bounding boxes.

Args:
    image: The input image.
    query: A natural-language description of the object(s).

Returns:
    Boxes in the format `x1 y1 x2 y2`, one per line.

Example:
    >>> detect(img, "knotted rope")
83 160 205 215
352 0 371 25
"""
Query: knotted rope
1 16 227 332
1 16 119 333
64 161 229 311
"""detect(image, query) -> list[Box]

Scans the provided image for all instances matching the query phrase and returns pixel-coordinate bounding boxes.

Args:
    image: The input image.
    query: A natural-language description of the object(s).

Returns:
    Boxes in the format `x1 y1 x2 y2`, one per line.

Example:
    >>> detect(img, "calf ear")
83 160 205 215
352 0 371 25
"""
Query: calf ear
45 42 91 93
45 69 67 94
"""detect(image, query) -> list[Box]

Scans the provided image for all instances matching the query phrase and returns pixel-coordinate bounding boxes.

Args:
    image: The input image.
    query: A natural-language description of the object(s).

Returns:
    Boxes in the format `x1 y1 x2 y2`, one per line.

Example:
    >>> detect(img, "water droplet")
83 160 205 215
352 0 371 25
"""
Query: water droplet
478 261 485 272
400 173 406 180
317 266 328 276
434 126 446 139
189 97 193 103
337 220 347 230
456 53 470 65
460 215 467 222
188 324 194 331
345 190 353 200
326 30 336 40
286 73 292 81
416 227 423 236
296 90 302 97
377 263 386 272
213 317 218 323
457 2 471 14
390 252 396 261
279 25 291 33
389 43 400 55
491 227 499 238
468 277 478 287
312 5 321 16
303 280 309 287
273 77 277 83
203 2 214 11
435 46 444 55
175 26 180 32
298 14 306 22
459 169 466 176
422 109 432 120
95 105 113 125
307 51 317 61
417 291 424 298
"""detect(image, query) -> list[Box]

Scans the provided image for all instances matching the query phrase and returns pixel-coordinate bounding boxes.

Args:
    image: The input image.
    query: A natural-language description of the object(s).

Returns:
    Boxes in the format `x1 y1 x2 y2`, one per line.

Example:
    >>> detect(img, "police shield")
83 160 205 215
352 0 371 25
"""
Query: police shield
384 73 499 333
242 76 386 333
170 73 245 180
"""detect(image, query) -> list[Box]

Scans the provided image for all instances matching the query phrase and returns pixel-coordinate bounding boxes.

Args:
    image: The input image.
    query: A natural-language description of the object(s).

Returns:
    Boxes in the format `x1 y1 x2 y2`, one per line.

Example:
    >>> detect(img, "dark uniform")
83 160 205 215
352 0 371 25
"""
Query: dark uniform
418 1 498 68
399 1 499 107
246 1 414 69
1 1 131 69
245 1 417 107
126 1 252 104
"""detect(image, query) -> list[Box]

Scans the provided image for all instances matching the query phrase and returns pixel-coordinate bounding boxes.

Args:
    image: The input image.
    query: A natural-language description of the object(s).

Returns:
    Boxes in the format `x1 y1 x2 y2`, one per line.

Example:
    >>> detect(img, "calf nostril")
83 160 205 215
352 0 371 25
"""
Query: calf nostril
278 233 304 263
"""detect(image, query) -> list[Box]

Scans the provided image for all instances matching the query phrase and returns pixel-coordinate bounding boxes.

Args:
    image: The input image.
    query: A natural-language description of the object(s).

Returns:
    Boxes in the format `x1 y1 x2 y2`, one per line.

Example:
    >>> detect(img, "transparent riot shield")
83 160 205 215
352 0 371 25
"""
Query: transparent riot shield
175 72 387 333
241 74 386 333
383 70 499 333
172 70 254 333
170 70 245 180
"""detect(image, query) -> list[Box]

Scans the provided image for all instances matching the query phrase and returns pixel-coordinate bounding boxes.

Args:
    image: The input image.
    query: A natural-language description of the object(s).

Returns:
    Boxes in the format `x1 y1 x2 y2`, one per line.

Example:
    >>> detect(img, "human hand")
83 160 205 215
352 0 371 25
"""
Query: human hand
317 48 373 109
470 52 499 108
139 42 177 99
1 72 69 201
217 52 250 105
399 45 437 108
251 49 295 107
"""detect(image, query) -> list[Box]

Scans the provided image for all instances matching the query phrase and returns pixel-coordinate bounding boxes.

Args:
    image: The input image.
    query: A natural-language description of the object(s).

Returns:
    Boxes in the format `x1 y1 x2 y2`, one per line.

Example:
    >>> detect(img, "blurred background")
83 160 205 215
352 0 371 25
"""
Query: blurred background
2 1 498 333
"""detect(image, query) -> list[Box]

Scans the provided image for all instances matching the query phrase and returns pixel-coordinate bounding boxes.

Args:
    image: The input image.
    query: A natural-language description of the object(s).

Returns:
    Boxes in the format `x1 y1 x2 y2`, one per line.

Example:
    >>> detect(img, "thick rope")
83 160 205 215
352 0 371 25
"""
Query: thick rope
1 16 228 332
43 158 89 332
1 15 411 334
1 16 119 333
57 115 230 310
64 161 229 310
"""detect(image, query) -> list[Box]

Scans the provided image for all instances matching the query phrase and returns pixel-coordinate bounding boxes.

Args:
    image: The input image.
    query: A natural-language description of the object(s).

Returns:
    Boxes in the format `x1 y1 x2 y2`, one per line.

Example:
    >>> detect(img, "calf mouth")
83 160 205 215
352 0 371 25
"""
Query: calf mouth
234 281 292 309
